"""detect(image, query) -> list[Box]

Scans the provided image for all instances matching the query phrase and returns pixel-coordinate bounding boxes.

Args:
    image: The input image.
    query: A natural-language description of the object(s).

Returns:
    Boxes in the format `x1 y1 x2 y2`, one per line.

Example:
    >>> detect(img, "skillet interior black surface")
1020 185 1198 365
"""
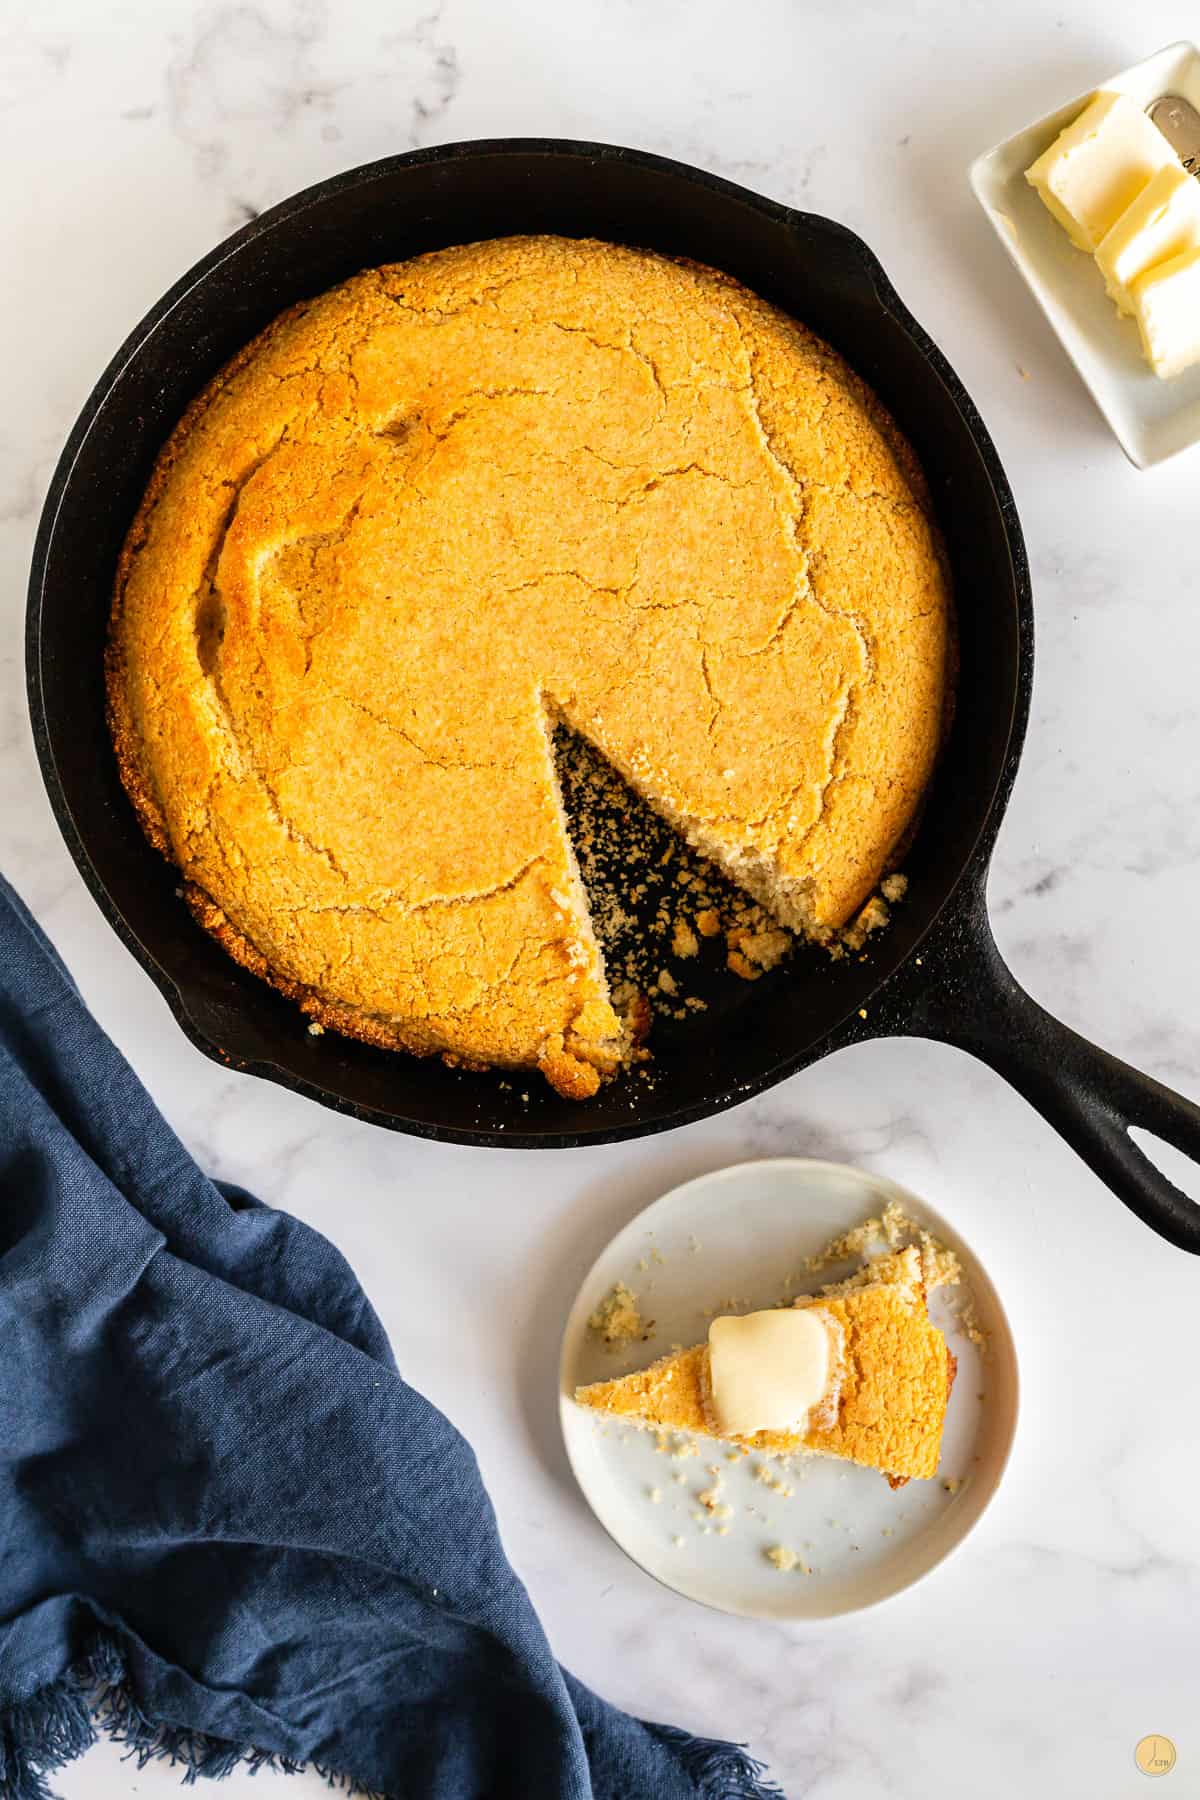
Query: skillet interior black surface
26 140 1200 1251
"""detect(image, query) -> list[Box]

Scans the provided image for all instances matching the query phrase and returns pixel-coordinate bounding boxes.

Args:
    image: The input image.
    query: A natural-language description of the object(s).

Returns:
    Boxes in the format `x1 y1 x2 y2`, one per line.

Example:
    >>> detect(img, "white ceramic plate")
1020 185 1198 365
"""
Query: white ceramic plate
559 1159 1018 1621
969 40 1200 468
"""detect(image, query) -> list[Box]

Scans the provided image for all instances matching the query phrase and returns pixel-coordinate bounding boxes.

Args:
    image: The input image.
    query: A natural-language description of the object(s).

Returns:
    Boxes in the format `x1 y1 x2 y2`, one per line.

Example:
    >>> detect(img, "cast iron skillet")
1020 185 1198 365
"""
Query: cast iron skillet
26 139 1200 1250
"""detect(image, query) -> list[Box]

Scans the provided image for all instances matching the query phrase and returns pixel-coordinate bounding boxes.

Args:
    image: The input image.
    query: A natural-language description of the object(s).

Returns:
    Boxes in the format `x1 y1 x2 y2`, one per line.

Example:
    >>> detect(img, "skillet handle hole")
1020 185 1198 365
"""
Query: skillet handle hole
1128 1127 1200 1210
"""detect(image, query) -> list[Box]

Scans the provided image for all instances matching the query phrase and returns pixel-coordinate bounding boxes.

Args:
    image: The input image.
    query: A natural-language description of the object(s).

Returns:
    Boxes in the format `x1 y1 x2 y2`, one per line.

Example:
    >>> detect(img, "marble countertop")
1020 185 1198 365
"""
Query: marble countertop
4 2 1199 1794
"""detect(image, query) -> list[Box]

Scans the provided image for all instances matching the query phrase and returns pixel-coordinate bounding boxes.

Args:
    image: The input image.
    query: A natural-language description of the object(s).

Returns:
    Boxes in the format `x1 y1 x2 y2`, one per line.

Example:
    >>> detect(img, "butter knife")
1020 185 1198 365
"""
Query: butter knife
1148 94 1200 177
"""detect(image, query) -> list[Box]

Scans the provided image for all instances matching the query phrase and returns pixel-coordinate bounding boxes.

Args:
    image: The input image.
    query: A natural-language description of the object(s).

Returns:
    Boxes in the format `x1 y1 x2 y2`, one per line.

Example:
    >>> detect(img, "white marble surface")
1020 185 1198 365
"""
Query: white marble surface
4 2 1199 1795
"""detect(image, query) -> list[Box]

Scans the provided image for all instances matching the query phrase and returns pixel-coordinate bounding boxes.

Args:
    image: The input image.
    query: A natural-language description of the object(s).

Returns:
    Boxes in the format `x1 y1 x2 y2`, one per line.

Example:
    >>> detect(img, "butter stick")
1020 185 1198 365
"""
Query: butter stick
1025 90 1176 252
1096 162 1200 314
1130 244 1200 379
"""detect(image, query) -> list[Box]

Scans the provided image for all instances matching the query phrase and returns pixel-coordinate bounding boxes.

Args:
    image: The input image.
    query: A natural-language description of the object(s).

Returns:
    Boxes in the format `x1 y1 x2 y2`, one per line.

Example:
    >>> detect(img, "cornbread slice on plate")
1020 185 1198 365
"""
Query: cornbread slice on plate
108 234 951 1097
575 1246 955 1484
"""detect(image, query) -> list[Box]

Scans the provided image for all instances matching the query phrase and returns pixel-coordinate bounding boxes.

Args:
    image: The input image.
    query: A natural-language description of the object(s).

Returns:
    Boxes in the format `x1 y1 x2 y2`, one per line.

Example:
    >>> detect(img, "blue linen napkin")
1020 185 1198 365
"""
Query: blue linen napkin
0 874 779 1800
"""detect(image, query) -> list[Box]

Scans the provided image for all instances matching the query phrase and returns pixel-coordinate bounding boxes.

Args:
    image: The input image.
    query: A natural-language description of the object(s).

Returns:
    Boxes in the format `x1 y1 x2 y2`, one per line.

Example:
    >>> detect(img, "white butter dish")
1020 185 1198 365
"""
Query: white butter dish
969 41 1200 467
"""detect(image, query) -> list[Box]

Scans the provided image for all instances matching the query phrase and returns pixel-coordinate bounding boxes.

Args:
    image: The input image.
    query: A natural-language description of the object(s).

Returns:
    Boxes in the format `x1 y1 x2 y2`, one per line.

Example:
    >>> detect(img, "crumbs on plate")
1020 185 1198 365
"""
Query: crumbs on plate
752 1462 794 1499
764 1545 812 1575
588 1281 651 1347
804 1197 988 1350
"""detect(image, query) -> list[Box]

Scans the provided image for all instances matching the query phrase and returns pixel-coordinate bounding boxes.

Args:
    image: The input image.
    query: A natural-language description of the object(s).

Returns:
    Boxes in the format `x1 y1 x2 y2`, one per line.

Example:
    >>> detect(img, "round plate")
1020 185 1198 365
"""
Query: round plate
559 1158 1019 1621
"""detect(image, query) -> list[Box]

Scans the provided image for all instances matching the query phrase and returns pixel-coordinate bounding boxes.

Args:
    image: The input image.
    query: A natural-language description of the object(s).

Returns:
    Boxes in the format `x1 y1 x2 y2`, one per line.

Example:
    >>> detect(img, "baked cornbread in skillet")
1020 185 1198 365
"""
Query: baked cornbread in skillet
575 1247 956 1484
107 235 951 1097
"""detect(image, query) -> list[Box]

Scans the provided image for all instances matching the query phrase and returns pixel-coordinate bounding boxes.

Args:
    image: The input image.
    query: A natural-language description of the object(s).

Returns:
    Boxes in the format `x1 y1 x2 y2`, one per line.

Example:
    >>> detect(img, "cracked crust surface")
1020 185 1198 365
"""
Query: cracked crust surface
108 235 951 1095
575 1259 956 1482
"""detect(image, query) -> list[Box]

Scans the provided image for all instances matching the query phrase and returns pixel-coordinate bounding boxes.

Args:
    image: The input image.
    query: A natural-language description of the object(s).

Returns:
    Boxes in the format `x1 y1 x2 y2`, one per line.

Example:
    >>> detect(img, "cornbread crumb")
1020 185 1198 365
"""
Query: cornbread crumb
695 909 722 938
701 1296 751 1318
727 949 761 981
881 872 908 903
588 1282 643 1346
727 924 791 973
697 1487 725 1512
840 894 890 953
946 1292 989 1352
764 1544 811 1574
671 918 699 959
806 1200 963 1297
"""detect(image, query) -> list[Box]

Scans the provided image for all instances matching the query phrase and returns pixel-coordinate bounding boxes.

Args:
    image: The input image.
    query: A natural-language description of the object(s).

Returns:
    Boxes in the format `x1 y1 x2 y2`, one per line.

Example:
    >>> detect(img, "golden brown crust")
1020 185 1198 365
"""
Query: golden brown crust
107 301 318 856
108 236 951 1094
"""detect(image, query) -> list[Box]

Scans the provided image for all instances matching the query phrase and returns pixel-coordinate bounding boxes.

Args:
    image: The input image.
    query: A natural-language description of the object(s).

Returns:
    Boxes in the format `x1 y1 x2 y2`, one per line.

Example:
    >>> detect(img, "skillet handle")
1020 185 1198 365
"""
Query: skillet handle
899 906 1200 1254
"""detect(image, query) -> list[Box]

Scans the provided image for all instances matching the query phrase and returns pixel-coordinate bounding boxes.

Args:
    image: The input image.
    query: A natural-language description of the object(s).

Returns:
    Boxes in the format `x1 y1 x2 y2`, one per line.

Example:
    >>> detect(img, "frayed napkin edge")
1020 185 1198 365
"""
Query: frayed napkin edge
0 1637 386 1800
0 1636 782 1800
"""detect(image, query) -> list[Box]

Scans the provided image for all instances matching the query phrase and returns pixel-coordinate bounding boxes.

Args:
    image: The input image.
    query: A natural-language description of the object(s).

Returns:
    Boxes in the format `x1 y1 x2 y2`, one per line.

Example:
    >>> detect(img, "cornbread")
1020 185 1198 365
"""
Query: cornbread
575 1246 955 1483
108 235 951 1096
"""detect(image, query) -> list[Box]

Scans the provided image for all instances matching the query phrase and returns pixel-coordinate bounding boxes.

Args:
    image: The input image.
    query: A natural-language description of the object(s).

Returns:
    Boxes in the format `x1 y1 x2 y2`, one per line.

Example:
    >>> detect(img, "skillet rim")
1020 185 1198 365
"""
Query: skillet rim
25 135 1034 1147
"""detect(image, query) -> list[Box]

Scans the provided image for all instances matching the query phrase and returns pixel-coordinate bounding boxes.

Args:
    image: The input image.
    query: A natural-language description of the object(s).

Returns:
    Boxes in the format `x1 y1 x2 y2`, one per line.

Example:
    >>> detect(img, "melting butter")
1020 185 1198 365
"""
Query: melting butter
707 1307 830 1438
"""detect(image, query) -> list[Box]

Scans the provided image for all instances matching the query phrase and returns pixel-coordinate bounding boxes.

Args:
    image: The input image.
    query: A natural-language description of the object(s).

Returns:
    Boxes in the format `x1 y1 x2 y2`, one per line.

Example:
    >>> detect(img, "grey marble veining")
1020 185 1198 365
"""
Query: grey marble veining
3 2 1199 1794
